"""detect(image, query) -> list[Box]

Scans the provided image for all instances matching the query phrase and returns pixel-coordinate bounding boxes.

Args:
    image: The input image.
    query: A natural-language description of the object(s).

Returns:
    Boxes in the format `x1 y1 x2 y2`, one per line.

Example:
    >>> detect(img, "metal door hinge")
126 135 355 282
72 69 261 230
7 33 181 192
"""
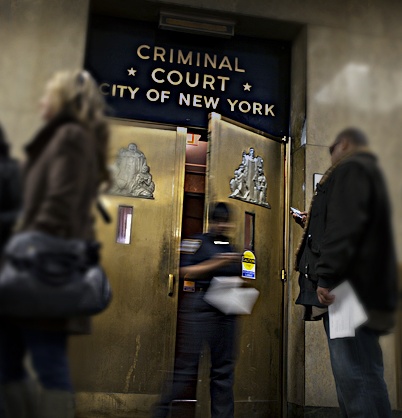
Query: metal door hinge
281 269 287 283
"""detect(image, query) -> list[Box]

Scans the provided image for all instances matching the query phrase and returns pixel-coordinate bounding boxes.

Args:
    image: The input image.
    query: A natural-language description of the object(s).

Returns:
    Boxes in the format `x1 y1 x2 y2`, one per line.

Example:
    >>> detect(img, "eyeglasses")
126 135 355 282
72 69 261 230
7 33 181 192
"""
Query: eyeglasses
329 142 340 155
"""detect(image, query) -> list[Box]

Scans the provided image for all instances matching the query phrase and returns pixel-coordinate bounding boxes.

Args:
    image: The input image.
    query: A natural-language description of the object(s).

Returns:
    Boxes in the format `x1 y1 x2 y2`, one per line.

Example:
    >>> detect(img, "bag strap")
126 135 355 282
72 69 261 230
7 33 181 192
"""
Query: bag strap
96 200 111 224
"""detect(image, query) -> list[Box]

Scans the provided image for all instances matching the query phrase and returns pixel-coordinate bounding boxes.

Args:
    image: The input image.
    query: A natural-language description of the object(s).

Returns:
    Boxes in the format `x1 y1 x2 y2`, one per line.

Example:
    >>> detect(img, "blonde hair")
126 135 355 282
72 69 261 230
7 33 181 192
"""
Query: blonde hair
46 70 107 129
46 69 109 184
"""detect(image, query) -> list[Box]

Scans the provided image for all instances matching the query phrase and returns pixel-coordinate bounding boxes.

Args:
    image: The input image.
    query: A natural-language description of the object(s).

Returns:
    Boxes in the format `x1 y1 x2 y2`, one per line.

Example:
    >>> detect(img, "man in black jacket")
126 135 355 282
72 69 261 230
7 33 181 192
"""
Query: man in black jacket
294 128 398 418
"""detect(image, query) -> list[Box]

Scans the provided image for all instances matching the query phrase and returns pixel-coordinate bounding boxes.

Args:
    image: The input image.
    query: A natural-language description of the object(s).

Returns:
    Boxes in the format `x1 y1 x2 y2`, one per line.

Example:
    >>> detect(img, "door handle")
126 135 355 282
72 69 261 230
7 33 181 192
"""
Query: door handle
168 274 174 296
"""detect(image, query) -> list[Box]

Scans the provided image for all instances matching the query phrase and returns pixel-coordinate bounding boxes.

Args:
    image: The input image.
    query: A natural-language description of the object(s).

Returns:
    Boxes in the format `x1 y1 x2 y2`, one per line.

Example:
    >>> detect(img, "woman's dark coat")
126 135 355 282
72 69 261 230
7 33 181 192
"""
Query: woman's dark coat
17 115 99 333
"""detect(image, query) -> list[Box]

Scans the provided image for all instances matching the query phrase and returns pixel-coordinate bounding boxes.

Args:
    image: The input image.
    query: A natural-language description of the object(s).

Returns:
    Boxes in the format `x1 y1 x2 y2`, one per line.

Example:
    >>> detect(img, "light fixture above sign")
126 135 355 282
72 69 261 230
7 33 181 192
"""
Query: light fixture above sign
159 10 235 38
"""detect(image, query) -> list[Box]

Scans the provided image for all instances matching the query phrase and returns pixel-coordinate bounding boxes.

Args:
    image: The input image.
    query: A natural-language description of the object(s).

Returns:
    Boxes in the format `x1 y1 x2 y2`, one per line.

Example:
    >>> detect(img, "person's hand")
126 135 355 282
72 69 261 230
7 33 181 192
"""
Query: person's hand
317 286 335 305
291 211 307 227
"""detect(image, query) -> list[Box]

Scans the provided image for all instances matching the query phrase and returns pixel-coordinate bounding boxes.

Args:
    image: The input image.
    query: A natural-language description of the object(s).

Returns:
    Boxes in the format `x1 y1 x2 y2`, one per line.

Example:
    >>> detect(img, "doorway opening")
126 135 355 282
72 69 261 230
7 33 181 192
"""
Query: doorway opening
182 128 208 239
171 128 208 417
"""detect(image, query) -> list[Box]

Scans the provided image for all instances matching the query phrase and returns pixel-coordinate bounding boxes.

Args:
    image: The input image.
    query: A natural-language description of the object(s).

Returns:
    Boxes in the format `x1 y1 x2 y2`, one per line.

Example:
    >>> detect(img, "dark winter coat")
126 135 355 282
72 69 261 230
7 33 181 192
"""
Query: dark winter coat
295 150 398 329
0 158 21 251
15 114 100 334
21 115 98 240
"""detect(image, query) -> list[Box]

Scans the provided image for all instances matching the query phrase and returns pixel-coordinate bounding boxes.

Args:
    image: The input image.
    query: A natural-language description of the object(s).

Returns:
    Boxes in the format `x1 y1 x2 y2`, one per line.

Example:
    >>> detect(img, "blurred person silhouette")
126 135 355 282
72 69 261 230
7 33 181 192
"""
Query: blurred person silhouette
0 125 22 418
0 124 21 253
153 202 242 418
0 70 109 418
293 127 398 418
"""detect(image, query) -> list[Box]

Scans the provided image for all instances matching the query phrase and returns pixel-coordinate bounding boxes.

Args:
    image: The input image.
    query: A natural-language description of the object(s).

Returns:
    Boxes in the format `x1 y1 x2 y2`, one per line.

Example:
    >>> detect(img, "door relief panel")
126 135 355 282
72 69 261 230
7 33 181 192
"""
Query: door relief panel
109 143 155 198
229 147 271 208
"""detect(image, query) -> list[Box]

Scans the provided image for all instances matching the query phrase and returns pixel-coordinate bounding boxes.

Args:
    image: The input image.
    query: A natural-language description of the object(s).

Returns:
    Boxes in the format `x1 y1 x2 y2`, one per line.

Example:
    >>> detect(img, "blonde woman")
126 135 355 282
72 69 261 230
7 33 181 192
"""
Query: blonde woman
0 70 109 418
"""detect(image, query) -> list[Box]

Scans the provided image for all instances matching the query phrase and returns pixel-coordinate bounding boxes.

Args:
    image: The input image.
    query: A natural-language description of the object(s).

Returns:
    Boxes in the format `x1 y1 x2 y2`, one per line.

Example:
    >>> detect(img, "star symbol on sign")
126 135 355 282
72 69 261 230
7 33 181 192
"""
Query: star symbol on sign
127 68 137 76
243 82 252 91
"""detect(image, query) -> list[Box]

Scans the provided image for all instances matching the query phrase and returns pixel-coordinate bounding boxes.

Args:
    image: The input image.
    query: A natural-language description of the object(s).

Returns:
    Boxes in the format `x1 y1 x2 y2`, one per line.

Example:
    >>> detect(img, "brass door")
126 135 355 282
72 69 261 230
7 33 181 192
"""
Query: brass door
70 120 186 417
199 113 286 417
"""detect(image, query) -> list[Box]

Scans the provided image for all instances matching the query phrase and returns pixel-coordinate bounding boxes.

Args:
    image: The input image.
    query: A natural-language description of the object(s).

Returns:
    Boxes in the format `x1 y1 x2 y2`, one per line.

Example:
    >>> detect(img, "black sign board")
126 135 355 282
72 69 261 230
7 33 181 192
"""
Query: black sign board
85 15 291 137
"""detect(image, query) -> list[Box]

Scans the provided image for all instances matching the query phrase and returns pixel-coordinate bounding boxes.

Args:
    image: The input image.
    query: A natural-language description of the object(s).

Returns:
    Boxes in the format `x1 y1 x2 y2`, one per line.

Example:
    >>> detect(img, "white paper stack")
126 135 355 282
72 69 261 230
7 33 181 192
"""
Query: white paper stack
328 280 368 339
204 276 260 315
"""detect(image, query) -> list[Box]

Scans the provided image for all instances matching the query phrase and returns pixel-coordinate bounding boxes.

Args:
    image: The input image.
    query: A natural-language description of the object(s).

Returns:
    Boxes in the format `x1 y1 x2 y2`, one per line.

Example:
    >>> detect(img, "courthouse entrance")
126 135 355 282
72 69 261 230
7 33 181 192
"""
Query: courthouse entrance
70 10 291 417
69 113 288 417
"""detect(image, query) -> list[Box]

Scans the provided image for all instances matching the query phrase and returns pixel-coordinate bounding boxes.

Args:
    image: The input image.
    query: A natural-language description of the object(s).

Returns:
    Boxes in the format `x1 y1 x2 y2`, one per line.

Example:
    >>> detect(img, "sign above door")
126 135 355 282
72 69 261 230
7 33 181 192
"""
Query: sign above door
85 15 291 136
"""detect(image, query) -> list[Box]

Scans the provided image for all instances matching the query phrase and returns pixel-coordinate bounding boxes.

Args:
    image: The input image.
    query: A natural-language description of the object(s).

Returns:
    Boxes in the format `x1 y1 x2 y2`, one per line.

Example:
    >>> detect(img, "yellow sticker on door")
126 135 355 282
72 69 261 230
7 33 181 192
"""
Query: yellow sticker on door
242 250 256 279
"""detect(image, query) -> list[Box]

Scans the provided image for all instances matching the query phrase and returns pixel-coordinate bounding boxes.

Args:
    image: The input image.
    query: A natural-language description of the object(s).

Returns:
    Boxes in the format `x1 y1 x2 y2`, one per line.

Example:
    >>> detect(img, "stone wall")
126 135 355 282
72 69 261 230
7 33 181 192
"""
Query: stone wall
1 0 400 413
0 0 90 158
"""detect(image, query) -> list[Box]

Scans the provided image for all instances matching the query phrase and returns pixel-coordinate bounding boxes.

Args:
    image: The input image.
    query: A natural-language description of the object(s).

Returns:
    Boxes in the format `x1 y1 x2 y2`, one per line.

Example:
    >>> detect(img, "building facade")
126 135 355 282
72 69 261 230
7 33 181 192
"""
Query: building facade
1 0 401 417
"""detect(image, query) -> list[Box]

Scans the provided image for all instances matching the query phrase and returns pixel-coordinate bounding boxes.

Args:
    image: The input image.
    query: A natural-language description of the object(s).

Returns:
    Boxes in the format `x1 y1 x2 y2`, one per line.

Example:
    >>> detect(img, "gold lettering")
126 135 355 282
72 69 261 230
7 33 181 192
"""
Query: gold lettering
179 93 191 106
151 68 165 83
99 83 110 95
204 96 220 109
160 91 170 102
167 70 183 86
193 95 202 107
253 102 262 115
234 57 246 73
111 84 117 96
178 50 193 65
117 85 127 98
218 56 233 71
239 101 251 113
204 53 217 69
137 45 151 60
227 98 238 111
127 86 140 99
146 89 160 101
154 46 166 62
169 48 174 63
196 52 201 67
186 72 199 88
203 74 215 90
217 76 230 92
265 104 275 116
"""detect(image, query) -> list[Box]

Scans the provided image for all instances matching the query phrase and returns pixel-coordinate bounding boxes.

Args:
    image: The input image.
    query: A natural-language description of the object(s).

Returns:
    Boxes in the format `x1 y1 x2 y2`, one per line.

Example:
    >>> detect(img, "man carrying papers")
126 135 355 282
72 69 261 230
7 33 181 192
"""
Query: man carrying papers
293 128 398 418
